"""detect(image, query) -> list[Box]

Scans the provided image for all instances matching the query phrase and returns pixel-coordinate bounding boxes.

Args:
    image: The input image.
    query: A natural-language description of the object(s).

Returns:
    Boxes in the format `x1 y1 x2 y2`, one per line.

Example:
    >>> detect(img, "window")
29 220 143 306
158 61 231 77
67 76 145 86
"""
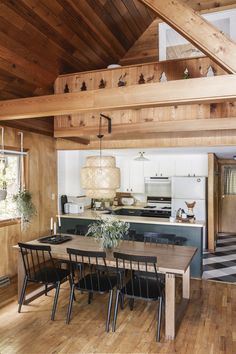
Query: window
224 166 236 195
0 153 20 221
159 9 236 61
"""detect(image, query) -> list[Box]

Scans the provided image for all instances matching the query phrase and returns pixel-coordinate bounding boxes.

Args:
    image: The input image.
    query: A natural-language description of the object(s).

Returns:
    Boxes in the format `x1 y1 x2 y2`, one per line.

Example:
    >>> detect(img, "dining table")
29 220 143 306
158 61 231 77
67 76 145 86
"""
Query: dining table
14 234 197 340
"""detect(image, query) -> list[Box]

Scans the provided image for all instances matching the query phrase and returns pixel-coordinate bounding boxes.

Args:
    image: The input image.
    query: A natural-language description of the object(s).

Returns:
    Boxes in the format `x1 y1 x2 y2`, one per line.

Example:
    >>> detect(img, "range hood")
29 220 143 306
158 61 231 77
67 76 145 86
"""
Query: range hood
145 177 171 184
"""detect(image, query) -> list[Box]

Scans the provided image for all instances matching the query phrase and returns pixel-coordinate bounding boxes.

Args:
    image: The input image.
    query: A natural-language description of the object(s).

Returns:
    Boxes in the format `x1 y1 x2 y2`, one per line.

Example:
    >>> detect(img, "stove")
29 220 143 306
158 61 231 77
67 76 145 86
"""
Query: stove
141 196 171 218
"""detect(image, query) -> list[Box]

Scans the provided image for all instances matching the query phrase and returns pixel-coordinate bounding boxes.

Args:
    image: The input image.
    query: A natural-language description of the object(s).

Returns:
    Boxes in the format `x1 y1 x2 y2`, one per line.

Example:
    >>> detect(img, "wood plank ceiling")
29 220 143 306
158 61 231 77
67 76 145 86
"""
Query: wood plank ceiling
0 0 235 136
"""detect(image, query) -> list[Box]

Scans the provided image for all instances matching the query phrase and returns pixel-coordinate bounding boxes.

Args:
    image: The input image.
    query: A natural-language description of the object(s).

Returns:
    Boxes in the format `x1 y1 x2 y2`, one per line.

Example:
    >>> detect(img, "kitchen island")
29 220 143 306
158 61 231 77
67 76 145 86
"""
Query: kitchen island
59 209 204 278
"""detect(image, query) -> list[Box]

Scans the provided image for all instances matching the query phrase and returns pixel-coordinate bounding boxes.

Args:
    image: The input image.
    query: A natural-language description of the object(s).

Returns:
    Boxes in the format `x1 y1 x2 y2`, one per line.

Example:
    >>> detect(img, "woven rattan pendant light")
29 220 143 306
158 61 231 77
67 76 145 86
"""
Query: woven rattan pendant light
81 114 120 199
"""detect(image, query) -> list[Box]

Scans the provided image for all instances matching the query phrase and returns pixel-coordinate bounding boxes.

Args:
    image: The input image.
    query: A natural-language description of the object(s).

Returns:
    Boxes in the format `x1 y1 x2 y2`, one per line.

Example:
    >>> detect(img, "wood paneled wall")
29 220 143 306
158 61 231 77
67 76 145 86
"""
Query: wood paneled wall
0 127 57 278
54 56 236 149
54 57 229 136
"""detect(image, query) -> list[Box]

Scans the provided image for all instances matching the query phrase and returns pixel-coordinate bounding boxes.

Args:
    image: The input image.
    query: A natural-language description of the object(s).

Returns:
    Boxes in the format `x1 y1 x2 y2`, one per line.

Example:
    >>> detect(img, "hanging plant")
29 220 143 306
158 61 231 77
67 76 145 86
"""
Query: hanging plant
13 190 36 225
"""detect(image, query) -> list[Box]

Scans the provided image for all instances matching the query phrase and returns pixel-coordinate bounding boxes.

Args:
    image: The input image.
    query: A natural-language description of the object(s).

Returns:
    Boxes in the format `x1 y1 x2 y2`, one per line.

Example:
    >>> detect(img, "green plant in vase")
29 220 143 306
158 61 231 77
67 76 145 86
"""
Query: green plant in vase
13 190 36 226
86 217 130 249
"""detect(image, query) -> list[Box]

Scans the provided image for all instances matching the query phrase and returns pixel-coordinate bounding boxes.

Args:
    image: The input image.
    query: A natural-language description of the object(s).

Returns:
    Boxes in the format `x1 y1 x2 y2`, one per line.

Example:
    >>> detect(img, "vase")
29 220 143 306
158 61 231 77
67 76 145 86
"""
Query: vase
101 237 119 250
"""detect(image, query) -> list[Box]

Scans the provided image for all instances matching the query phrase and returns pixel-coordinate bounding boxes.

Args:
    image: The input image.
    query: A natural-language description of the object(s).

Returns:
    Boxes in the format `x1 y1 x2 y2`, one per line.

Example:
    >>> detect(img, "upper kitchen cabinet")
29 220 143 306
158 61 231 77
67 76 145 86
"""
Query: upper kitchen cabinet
58 151 85 196
174 155 208 177
144 156 176 177
116 157 145 194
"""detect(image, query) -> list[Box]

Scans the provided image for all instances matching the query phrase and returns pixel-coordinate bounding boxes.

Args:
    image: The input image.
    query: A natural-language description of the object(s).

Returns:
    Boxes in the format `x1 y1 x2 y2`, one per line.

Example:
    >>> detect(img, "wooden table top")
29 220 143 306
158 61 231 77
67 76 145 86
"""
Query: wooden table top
14 235 197 275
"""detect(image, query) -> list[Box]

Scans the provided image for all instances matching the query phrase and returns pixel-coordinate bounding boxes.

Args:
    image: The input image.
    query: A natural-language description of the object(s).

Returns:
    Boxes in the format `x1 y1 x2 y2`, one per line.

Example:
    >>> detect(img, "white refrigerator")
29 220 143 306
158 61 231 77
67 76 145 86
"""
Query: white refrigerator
171 176 207 249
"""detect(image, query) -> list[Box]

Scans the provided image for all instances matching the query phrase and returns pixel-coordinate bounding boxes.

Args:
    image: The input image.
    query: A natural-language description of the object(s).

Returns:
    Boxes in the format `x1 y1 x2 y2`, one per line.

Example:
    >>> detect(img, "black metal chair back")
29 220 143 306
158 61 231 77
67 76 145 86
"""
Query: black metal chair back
144 232 176 245
66 248 113 292
113 251 162 299
74 224 87 236
124 228 136 241
18 242 59 283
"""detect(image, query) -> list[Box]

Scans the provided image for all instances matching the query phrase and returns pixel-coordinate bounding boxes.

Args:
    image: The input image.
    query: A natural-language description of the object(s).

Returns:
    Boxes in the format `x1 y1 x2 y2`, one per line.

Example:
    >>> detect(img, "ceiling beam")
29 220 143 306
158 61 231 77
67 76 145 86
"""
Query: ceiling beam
140 0 236 73
1 75 236 120
61 137 90 145
54 117 236 138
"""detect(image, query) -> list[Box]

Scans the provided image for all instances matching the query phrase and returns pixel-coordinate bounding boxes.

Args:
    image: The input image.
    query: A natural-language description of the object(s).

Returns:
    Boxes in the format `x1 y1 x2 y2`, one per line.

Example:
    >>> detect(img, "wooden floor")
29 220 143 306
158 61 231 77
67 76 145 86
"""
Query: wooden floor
0 279 236 354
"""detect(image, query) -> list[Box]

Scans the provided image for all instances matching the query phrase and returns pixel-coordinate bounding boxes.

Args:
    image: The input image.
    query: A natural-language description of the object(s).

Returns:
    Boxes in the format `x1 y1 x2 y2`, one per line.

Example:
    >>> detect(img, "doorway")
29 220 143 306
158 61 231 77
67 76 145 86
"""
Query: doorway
203 158 236 283
219 162 236 233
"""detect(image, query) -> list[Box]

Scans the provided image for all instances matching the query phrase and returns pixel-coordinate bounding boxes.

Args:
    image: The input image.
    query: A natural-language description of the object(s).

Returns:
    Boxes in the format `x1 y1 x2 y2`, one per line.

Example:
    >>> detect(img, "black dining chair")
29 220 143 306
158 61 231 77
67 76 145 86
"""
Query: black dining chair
66 248 117 332
74 224 88 236
18 242 71 320
144 231 176 245
112 252 164 342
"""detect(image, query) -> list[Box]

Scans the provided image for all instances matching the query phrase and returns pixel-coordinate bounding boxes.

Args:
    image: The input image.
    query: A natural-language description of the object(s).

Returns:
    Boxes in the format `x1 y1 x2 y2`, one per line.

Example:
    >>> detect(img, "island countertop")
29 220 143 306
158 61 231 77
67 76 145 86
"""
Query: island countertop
58 209 205 228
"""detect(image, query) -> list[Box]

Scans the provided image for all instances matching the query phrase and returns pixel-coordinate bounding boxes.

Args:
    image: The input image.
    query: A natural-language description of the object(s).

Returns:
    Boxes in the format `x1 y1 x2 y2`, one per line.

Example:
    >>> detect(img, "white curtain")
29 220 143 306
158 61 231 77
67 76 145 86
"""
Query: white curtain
224 167 236 195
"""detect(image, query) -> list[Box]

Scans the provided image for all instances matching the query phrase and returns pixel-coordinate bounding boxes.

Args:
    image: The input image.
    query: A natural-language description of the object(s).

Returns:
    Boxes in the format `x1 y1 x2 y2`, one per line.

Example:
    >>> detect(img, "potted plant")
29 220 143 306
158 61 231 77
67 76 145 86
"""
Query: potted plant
0 180 7 201
13 190 36 226
86 217 130 249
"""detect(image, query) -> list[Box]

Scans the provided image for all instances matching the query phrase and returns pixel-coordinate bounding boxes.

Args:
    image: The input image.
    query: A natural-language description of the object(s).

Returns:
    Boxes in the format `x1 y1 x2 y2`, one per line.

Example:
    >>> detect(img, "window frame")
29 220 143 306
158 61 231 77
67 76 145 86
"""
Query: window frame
0 146 29 227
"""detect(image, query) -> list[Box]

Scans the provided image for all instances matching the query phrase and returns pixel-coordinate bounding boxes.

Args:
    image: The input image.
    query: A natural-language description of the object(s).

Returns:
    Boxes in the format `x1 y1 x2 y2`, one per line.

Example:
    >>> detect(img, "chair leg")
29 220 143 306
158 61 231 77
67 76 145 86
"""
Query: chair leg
156 297 163 342
88 292 93 304
51 281 60 321
112 289 120 332
45 284 48 296
18 276 28 313
66 283 75 324
69 274 76 301
129 298 134 311
119 292 124 310
106 289 113 332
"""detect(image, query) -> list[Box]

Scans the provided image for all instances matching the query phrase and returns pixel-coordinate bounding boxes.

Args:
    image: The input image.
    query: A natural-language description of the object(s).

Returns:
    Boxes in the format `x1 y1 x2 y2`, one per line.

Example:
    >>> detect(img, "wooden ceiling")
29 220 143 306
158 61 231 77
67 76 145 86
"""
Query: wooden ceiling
0 0 156 101
1 0 236 136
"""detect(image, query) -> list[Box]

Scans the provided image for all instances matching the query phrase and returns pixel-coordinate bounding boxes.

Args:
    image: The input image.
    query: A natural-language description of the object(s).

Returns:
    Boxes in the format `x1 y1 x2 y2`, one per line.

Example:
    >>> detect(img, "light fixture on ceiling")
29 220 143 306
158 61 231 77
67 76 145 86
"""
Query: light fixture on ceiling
134 152 149 162
81 114 120 199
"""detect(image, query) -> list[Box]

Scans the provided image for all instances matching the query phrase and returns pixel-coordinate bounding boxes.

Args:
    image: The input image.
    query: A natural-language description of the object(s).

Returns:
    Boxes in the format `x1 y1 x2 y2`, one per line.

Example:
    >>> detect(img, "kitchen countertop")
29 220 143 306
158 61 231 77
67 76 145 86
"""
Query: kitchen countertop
59 209 205 228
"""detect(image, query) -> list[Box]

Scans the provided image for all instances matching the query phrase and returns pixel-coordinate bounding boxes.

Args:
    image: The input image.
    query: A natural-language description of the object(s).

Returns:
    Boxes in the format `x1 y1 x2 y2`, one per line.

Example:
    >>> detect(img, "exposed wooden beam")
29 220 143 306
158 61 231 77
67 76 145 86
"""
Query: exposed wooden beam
54 117 236 138
1 75 236 120
1 118 53 136
140 0 236 73
60 137 90 145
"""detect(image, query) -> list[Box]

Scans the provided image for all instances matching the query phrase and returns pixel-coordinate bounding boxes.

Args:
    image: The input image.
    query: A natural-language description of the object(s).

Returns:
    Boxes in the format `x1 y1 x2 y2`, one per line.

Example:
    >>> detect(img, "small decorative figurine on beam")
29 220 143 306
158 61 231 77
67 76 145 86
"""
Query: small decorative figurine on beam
64 83 69 93
159 72 168 82
99 79 106 89
183 68 190 79
138 73 145 84
118 73 127 87
80 81 87 91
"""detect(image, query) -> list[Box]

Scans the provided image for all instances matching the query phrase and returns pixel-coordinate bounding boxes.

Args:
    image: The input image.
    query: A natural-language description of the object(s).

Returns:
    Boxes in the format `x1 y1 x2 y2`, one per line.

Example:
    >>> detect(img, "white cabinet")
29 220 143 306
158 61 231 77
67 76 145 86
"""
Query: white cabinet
175 155 208 177
144 156 175 177
116 157 144 193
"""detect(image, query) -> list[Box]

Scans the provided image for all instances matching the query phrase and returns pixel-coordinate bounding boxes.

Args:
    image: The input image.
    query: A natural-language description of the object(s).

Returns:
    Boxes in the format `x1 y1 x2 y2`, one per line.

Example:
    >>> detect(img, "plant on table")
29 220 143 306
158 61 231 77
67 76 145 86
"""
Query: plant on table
86 216 130 249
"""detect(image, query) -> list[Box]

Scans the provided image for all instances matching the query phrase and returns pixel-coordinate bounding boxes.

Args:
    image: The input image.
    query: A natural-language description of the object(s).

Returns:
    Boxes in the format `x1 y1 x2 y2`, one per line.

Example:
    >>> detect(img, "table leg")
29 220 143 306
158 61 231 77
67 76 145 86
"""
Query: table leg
165 273 175 340
17 250 25 304
183 266 190 299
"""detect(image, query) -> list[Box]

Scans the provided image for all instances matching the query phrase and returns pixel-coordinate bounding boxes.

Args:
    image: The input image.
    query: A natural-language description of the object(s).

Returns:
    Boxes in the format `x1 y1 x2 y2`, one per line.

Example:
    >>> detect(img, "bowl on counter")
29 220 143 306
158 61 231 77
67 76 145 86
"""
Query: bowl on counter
121 197 134 206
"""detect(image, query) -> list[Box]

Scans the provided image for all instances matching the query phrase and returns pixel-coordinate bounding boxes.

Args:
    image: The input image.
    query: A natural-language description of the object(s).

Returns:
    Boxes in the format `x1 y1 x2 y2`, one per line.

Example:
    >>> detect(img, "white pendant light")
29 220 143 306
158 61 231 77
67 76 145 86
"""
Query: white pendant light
81 114 120 199
134 152 149 161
